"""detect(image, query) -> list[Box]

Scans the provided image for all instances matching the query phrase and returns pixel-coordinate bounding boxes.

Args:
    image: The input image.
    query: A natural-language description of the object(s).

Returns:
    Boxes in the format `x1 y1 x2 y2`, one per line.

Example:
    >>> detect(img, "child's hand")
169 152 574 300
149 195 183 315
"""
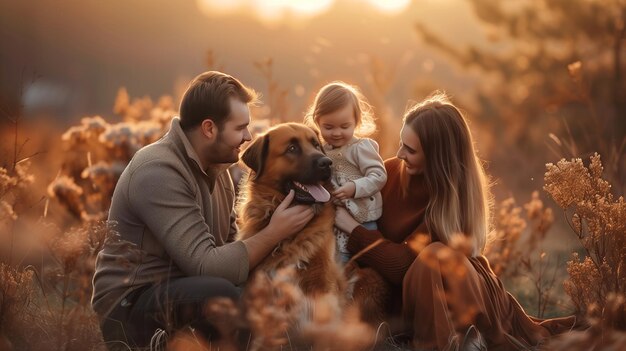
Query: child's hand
333 182 356 200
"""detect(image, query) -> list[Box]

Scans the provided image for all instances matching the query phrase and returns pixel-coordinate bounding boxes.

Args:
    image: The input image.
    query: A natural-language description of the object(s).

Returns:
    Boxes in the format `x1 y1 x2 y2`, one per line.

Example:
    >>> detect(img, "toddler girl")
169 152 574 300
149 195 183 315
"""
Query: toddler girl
305 82 387 263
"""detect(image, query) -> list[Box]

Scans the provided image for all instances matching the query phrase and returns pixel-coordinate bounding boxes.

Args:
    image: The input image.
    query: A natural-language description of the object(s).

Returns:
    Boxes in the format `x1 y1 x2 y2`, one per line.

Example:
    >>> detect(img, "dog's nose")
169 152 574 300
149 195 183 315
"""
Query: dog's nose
316 156 332 169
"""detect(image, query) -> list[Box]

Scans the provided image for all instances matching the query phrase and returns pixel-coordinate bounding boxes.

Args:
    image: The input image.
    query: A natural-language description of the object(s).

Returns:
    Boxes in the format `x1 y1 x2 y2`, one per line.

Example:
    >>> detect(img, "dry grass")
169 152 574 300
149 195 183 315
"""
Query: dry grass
484 191 565 318
1 69 624 350
47 89 176 222
544 154 626 329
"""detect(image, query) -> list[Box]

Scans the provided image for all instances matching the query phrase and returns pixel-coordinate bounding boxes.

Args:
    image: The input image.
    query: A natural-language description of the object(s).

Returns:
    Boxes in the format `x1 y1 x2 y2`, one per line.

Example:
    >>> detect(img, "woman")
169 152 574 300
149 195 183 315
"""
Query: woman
335 93 575 350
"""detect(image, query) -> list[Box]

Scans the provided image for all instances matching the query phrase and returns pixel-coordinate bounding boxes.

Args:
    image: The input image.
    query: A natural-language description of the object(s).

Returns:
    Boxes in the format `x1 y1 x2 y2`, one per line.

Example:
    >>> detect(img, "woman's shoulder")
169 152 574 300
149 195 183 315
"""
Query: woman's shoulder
384 157 403 170
382 157 404 182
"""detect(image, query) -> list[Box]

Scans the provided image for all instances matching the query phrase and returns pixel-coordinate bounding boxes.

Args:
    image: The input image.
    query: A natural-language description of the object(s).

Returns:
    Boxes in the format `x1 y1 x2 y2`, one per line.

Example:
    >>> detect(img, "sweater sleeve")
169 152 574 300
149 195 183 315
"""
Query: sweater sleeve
128 160 249 285
226 207 239 243
346 225 418 285
351 139 388 199
224 173 239 243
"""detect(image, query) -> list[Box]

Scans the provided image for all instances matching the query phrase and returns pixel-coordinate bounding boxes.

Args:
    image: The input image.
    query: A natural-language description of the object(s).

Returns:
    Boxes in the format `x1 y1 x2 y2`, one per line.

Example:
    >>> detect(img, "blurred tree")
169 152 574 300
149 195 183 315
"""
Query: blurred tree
254 58 290 124
415 0 626 194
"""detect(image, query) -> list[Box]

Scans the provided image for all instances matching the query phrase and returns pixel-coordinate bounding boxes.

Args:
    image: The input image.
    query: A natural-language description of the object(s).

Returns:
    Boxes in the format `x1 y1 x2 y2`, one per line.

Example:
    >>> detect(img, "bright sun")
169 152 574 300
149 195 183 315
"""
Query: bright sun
197 0 412 24
367 0 412 15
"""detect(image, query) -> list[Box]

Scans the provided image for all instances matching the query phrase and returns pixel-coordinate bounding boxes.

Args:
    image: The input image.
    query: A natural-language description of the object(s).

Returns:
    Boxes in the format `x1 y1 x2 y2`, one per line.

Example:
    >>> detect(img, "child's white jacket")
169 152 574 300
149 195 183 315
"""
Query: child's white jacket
324 137 387 222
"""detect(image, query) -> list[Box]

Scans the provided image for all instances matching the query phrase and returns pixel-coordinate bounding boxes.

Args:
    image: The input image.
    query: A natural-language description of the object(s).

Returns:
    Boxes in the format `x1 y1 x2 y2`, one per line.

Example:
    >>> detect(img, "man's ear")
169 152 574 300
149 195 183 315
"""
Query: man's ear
241 134 269 178
200 119 217 139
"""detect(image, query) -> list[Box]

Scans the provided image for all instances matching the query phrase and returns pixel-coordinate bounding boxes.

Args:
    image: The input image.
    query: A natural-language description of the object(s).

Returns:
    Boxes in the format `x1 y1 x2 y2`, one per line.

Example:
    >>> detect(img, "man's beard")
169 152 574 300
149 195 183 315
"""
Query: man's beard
213 134 241 164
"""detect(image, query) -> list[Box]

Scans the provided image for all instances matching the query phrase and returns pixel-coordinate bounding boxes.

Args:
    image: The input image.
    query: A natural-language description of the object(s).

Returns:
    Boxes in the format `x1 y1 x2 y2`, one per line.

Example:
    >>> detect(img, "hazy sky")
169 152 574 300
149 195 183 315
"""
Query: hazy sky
1 0 486 125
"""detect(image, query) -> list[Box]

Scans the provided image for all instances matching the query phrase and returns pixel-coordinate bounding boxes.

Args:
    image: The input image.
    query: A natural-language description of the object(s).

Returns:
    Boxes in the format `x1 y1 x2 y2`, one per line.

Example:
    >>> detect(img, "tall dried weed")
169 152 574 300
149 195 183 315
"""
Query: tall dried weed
544 153 625 330
485 191 565 318
1 163 108 349
48 90 176 222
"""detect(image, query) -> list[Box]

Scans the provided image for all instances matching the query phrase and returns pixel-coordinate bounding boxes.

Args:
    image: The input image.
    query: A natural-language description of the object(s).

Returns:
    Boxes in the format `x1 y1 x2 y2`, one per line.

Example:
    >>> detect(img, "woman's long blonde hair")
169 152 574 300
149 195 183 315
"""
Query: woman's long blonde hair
403 92 492 256
304 81 376 138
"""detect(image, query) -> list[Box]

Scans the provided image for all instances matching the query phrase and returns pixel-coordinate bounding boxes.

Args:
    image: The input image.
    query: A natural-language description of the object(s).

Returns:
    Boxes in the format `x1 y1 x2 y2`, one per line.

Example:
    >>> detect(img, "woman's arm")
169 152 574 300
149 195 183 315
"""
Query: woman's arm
335 207 418 285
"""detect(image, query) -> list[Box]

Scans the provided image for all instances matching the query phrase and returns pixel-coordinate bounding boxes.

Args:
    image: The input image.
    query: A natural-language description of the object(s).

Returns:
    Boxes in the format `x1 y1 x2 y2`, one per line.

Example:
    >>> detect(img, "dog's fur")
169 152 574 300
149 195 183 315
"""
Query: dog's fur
236 123 345 296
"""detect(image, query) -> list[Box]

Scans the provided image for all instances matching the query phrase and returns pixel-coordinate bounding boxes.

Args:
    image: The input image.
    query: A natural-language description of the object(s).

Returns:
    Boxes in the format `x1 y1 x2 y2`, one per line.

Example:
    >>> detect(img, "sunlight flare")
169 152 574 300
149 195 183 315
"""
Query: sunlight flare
197 0 247 15
197 0 412 25
364 0 411 15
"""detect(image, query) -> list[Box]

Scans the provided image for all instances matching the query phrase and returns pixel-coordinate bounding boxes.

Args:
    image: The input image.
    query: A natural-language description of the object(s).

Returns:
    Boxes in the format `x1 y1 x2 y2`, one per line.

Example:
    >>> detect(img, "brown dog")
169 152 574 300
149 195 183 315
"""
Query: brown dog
236 123 345 296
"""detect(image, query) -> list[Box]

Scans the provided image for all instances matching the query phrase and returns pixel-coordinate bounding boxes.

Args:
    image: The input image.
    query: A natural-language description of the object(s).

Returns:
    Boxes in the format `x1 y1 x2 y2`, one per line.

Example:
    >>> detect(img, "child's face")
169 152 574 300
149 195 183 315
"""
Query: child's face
317 104 356 148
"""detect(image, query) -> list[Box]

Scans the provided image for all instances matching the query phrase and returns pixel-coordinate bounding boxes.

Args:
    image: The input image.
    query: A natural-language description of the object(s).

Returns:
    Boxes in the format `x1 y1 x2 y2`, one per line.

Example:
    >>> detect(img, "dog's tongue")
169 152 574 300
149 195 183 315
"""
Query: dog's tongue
294 181 331 203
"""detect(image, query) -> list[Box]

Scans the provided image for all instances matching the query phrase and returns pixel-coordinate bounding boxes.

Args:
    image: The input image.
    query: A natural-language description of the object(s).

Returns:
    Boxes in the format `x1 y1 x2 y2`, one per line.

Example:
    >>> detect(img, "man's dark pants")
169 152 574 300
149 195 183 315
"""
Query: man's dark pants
100 276 244 350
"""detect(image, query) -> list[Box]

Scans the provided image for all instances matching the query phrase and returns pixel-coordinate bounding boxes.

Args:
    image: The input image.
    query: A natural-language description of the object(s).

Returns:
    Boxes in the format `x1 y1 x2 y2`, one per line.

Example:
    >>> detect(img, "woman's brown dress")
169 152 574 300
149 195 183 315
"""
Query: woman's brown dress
347 157 575 350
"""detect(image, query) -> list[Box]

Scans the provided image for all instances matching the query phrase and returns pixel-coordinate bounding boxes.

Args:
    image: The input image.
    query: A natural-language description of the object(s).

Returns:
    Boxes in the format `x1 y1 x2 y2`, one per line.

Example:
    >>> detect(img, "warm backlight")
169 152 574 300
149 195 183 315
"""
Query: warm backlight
197 0 411 24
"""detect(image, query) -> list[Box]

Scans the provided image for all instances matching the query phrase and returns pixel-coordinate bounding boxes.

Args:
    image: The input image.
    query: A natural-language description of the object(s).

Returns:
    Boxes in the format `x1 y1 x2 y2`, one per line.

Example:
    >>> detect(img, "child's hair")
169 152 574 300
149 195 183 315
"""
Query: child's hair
304 81 376 138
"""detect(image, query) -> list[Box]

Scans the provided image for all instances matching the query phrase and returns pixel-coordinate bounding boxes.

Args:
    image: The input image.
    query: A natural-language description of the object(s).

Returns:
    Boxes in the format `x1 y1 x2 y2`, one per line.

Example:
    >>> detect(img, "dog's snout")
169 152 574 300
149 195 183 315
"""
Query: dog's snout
316 156 332 169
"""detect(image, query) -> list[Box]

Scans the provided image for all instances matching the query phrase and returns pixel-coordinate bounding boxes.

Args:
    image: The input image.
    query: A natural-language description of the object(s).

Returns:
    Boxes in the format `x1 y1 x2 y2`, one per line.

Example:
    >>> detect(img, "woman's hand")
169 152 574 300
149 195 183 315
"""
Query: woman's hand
333 181 356 200
334 207 360 233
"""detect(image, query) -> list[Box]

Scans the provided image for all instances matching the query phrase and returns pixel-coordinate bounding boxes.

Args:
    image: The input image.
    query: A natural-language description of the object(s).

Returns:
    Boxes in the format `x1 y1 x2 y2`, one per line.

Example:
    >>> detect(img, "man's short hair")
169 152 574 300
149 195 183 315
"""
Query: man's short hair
179 71 258 130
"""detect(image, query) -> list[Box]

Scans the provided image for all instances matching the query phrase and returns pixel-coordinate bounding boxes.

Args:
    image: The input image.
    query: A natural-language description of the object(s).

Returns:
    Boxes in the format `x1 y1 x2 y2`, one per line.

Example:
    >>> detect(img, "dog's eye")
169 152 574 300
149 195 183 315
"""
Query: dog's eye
287 144 297 153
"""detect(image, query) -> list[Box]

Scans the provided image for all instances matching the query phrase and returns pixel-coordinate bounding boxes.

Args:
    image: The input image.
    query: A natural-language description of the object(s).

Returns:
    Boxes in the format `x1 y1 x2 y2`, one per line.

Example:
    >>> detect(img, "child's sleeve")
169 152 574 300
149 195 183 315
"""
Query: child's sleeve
352 138 388 198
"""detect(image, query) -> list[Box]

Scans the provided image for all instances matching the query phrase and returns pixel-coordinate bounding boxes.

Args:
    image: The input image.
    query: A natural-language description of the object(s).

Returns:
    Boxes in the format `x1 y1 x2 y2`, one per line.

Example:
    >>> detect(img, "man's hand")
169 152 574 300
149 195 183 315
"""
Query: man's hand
268 190 315 240
244 190 315 269
332 181 356 200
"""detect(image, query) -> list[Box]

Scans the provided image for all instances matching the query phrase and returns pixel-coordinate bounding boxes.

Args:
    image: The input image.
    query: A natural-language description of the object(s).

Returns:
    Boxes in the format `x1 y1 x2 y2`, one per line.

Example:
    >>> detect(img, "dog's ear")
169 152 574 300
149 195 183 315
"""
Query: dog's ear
241 134 269 178
313 129 327 155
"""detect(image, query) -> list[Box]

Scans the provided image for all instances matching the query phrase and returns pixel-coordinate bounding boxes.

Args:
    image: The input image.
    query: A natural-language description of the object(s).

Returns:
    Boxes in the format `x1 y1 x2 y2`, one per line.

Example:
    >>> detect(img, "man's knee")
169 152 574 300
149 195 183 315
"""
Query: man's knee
169 276 241 302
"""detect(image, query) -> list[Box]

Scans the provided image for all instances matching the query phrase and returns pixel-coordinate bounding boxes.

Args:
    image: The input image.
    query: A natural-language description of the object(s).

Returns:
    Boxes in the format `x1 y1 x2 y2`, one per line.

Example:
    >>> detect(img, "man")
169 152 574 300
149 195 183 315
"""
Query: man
92 71 314 348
